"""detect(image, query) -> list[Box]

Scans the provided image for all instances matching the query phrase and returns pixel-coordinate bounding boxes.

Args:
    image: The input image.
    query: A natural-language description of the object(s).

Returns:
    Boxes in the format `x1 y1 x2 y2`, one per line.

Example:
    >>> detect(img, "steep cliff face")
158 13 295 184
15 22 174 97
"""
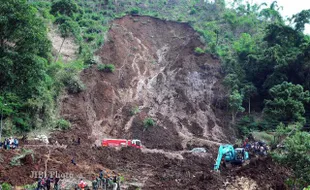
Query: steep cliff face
60 15 231 150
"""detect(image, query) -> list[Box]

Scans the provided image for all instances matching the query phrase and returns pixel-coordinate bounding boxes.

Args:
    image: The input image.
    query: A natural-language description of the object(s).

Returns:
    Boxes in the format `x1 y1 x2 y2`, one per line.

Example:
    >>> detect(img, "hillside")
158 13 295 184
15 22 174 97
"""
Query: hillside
1 0 310 189
60 15 231 149
0 16 290 190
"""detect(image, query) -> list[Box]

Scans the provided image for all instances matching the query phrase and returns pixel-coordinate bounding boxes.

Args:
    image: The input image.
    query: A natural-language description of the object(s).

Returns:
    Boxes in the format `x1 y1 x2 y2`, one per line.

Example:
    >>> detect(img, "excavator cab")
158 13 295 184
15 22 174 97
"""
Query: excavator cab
214 145 250 171
235 148 249 161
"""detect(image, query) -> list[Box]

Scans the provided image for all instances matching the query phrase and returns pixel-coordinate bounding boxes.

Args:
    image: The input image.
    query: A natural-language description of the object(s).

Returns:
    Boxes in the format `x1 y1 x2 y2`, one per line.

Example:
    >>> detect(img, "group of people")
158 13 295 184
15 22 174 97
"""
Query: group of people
0 137 19 149
243 138 269 155
36 177 60 190
77 170 120 190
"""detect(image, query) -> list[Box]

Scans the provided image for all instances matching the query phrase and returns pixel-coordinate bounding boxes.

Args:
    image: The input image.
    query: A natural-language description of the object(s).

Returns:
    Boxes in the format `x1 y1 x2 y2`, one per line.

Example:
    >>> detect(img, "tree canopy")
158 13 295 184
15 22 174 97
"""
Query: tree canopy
0 0 55 133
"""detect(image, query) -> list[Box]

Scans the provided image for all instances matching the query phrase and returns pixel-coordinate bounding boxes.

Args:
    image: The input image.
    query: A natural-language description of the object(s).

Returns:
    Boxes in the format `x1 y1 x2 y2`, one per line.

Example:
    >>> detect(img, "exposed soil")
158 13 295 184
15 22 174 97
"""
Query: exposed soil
48 26 78 62
0 16 290 189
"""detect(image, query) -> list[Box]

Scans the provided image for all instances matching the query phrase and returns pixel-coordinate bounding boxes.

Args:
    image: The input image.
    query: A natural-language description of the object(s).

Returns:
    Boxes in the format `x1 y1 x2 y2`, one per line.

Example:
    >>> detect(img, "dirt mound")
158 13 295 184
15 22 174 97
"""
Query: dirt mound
60 15 231 151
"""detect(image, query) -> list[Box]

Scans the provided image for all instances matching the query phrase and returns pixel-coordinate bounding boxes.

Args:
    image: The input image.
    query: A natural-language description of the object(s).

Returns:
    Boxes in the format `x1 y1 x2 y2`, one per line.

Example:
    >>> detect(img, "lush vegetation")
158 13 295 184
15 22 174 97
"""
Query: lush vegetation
0 0 57 135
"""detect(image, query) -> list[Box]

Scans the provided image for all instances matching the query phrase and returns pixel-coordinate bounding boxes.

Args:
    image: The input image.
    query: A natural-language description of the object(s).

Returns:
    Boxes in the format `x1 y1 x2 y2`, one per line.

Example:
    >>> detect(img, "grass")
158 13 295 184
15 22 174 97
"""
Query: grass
252 131 275 145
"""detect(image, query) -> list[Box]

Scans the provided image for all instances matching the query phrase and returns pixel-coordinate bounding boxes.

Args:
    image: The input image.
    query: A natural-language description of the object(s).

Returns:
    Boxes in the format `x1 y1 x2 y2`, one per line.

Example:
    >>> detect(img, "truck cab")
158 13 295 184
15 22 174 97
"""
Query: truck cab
130 139 142 148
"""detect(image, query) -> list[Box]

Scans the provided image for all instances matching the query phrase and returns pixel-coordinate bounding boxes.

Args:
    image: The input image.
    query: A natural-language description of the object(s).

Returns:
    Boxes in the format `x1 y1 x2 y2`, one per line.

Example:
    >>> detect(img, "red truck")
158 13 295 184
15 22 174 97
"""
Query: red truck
101 139 142 149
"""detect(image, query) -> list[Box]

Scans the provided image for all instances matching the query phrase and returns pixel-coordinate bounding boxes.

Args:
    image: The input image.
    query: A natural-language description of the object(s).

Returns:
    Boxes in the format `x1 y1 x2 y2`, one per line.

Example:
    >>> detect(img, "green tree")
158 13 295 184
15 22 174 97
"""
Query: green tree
0 0 56 132
229 90 245 124
241 83 257 114
55 19 79 61
264 82 310 125
233 33 256 60
259 1 283 23
292 9 310 32
50 0 79 18
276 131 310 187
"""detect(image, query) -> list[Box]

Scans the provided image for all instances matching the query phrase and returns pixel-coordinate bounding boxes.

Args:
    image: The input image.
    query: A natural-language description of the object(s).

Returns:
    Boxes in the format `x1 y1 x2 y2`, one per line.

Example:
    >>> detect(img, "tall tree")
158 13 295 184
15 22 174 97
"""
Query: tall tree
292 9 310 32
50 0 79 18
229 90 245 124
264 82 310 125
242 83 257 114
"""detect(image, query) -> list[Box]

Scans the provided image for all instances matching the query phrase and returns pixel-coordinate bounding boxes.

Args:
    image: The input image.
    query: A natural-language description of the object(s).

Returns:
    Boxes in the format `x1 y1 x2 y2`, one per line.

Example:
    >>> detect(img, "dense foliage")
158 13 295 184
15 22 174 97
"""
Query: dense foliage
0 0 56 134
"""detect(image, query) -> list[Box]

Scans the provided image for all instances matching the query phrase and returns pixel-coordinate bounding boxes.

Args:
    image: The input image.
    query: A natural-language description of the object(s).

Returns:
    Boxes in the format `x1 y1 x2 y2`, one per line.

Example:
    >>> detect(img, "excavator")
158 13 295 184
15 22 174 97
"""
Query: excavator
214 144 249 171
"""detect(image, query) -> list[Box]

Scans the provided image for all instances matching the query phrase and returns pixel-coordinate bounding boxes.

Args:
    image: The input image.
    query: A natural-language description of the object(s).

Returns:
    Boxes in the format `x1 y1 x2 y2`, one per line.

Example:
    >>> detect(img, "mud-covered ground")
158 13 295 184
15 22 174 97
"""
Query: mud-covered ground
0 16 290 189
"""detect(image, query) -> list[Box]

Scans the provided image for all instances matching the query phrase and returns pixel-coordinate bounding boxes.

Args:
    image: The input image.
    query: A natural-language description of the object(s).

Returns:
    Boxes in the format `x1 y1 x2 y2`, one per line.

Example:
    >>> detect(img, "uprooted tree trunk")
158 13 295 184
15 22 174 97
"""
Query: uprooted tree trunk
55 37 66 62
232 110 236 125
248 98 251 114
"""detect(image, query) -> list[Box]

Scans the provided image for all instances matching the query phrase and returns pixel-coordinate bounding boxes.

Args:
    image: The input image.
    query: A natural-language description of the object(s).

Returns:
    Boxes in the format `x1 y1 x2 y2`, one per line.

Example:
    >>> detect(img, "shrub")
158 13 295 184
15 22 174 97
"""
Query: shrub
50 0 79 18
1 183 12 190
143 117 155 130
78 19 95 27
84 58 97 65
237 115 258 136
194 47 204 55
54 15 72 25
130 8 140 15
83 33 96 42
97 64 115 73
130 106 140 116
57 119 71 130
64 75 85 94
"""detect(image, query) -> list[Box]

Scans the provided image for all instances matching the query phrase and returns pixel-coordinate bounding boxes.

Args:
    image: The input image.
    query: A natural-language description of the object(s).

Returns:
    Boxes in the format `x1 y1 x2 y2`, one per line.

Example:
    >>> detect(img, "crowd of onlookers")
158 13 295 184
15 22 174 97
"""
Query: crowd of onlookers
243 138 268 155
0 137 19 149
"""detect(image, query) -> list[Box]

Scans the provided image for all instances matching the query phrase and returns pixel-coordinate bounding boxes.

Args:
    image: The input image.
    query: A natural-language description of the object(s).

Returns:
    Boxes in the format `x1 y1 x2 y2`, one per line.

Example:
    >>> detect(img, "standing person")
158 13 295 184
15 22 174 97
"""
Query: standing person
46 177 51 190
99 170 103 180
92 177 98 190
77 137 81 145
9 137 13 149
54 177 60 190
14 138 19 148
71 157 77 166
3 139 6 149
116 175 120 190
4 138 8 150
102 175 107 190
36 178 42 190
78 179 86 190
105 176 110 190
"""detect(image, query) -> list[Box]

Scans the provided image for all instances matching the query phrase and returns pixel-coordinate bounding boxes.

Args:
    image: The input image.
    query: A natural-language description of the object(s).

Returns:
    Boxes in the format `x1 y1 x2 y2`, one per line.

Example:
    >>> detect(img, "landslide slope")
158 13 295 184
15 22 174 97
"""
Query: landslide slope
61 15 231 150
0 16 290 190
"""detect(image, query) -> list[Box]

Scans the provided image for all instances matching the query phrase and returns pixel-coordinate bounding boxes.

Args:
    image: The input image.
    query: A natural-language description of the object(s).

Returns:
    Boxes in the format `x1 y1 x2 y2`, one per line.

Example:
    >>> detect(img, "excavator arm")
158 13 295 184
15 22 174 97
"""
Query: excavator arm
214 145 224 171
214 144 235 171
